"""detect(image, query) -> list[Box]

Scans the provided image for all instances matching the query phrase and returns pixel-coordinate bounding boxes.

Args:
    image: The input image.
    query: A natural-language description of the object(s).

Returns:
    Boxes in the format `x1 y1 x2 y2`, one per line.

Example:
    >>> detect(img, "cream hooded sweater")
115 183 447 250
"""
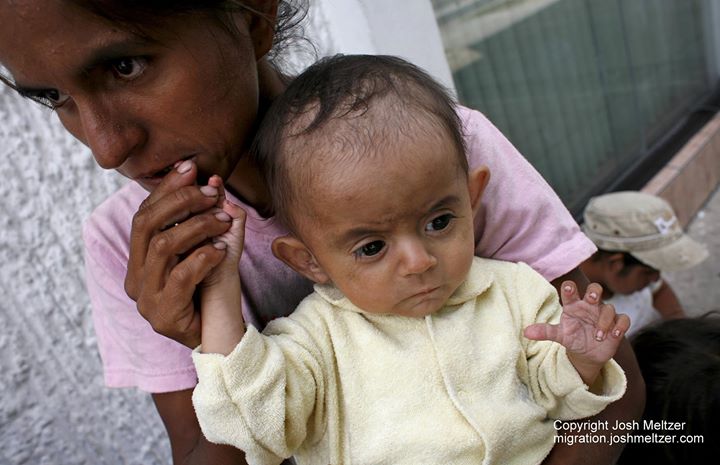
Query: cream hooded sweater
192 258 626 465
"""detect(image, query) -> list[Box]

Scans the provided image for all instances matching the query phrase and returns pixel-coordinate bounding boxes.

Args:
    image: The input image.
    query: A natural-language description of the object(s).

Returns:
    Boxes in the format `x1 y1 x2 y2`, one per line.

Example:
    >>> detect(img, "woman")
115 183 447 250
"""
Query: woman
0 1 643 464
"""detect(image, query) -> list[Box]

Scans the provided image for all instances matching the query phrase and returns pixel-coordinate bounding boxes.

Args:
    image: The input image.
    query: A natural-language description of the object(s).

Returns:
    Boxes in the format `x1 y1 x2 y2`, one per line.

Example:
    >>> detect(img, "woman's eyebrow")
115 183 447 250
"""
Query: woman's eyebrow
76 37 155 75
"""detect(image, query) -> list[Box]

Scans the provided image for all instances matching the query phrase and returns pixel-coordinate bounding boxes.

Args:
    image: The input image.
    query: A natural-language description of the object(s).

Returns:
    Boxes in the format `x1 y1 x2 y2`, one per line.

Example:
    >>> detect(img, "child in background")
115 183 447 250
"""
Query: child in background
580 192 708 336
192 55 627 465
617 312 720 464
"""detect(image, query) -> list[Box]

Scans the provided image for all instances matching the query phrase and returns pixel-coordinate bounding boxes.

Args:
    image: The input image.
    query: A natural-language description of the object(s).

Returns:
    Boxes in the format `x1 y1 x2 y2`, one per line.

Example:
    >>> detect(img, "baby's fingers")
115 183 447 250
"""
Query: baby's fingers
214 199 247 261
560 281 581 307
595 303 616 341
524 323 561 343
583 282 603 305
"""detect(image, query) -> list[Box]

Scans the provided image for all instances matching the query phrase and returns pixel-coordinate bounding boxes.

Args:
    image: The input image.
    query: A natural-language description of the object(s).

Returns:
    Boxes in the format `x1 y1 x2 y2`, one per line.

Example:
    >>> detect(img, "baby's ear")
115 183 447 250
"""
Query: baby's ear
468 165 490 215
272 236 330 284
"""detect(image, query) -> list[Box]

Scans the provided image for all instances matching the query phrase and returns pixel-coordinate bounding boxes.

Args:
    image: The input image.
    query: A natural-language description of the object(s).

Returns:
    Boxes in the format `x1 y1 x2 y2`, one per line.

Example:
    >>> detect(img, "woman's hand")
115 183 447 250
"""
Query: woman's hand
125 160 233 348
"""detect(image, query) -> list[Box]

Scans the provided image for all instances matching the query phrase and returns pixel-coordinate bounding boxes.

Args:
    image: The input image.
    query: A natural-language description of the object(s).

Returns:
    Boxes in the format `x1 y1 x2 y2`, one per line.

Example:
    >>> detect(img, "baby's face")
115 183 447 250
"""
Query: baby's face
295 132 478 317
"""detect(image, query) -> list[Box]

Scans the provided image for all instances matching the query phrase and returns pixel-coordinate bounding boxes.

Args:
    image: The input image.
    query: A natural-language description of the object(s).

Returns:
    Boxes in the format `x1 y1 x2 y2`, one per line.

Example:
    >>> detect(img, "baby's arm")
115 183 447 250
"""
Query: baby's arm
199 175 247 355
191 303 328 464
525 282 630 386
191 183 327 462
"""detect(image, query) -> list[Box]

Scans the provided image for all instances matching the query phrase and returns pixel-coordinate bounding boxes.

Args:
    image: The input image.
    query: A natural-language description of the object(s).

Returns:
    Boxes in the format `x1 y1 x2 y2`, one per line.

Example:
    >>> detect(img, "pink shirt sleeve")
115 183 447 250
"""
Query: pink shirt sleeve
83 184 198 393
460 106 597 281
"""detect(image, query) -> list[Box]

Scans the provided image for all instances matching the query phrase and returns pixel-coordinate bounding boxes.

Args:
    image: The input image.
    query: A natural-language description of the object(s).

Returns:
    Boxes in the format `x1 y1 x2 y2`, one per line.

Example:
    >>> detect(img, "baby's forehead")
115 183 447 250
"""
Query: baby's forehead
290 123 463 189
296 132 466 209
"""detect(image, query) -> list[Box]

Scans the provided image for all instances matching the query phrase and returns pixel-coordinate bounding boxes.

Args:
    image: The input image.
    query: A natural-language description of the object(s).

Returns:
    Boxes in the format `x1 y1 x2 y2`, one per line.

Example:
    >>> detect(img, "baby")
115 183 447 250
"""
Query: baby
192 55 628 465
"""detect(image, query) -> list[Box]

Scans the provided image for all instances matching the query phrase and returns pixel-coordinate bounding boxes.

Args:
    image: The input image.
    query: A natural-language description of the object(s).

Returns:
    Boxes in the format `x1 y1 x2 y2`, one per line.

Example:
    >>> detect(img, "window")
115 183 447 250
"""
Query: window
432 0 715 212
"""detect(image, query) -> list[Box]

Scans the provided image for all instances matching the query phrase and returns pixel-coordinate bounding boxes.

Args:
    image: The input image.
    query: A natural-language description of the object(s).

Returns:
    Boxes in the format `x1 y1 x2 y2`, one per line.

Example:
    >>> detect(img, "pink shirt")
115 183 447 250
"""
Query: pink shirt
83 107 596 393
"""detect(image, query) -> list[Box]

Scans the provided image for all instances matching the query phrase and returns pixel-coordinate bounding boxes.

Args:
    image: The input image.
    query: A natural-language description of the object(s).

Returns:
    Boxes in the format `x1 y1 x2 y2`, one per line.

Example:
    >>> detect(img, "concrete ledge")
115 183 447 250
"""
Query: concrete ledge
643 113 720 227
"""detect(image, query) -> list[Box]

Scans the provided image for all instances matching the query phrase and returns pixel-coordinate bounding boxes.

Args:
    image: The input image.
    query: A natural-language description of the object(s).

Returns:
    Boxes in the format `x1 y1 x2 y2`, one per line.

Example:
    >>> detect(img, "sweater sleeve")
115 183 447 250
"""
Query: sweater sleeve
513 263 626 420
191 319 328 465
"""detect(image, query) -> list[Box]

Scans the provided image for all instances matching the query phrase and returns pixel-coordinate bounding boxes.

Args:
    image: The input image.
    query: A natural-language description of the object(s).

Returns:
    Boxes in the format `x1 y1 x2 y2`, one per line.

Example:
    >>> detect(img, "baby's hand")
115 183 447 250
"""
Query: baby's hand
524 282 631 386
199 175 248 355
204 175 247 282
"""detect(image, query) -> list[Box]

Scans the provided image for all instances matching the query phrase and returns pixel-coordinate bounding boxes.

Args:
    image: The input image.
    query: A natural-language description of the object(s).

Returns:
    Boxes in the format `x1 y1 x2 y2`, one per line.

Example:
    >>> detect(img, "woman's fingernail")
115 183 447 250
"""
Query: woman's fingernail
213 241 227 250
200 186 218 197
612 329 621 338
589 292 598 301
176 159 193 174
215 211 231 222
595 330 604 341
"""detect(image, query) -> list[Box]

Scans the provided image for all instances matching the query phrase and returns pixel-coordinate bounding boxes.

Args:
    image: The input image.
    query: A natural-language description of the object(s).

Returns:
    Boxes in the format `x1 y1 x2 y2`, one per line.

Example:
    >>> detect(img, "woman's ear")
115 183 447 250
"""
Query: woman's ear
238 0 279 60
468 165 490 215
272 236 330 284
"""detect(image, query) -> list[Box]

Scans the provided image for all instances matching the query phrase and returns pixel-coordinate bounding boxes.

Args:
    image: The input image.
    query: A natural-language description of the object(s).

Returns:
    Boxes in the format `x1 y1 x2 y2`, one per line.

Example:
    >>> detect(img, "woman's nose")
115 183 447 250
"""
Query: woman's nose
65 99 144 170
399 238 438 276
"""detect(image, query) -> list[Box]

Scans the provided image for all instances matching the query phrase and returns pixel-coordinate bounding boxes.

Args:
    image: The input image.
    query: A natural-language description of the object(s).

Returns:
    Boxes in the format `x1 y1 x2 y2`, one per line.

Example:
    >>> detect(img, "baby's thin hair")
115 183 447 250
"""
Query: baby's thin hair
252 54 467 232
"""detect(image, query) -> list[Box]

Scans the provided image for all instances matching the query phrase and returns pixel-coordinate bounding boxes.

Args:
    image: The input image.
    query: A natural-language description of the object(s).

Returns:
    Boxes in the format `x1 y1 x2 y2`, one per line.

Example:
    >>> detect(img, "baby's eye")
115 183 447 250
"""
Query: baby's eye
425 214 455 232
110 57 146 80
354 240 385 258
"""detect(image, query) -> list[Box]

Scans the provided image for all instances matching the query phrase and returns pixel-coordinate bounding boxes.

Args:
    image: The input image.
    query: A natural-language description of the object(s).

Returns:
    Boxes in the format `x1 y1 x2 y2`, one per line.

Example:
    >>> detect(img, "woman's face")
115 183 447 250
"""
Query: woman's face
0 0 269 191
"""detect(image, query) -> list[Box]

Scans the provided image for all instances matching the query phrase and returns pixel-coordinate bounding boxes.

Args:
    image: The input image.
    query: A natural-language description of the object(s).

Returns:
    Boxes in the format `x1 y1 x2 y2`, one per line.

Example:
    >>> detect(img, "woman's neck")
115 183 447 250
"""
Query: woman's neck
226 157 272 216
225 58 287 217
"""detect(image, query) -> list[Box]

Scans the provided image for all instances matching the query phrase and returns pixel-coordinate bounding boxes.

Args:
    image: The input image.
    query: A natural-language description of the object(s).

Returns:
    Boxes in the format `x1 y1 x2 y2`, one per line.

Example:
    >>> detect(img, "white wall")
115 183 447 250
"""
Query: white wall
313 0 456 92
0 85 170 464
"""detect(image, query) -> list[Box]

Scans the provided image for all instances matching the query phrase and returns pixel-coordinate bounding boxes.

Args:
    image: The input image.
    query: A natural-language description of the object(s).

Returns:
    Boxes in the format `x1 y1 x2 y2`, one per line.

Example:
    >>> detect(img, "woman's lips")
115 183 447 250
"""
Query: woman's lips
147 164 175 179
140 155 196 181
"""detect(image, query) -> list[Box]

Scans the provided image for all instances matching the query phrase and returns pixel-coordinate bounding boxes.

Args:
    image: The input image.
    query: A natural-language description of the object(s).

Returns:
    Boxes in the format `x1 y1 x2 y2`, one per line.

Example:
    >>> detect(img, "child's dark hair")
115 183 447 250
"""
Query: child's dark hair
253 54 467 231
591 249 653 274
617 312 720 464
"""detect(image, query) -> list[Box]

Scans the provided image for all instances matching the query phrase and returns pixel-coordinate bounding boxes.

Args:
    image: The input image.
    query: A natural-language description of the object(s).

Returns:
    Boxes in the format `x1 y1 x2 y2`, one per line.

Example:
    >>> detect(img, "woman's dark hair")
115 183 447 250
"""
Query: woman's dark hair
1 1 309 106
69 0 308 65
617 312 720 464
252 54 467 231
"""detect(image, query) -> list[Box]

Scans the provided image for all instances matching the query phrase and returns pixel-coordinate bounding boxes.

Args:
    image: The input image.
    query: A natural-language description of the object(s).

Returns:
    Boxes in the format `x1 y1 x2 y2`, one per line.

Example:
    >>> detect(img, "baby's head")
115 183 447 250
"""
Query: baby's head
253 54 489 317
581 191 707 295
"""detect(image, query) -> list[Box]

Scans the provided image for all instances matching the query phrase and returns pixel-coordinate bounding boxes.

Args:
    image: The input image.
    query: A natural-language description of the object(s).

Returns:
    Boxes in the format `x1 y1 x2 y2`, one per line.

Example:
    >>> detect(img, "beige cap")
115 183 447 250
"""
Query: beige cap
582 191 708 272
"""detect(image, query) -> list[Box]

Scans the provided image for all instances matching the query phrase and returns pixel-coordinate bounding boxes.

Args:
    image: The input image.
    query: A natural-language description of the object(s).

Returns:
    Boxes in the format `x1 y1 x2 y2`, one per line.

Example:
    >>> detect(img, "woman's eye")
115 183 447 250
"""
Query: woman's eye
355 240 385 258
111 58 146 80
425 214 455 232
26 88 69 109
